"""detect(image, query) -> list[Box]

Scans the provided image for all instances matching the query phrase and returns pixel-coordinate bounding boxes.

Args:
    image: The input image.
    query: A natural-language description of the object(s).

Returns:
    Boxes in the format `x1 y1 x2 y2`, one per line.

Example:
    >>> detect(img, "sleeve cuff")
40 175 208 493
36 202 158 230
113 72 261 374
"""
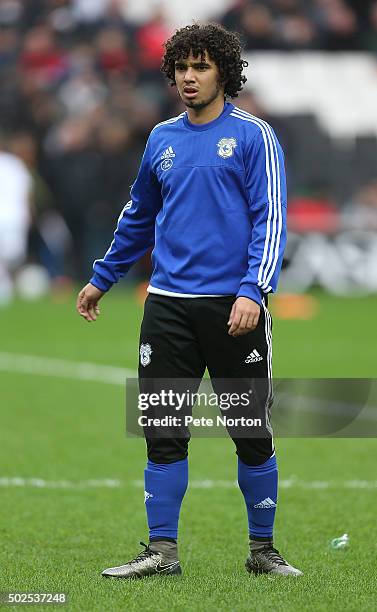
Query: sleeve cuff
89 273 114 292
236 283 263 306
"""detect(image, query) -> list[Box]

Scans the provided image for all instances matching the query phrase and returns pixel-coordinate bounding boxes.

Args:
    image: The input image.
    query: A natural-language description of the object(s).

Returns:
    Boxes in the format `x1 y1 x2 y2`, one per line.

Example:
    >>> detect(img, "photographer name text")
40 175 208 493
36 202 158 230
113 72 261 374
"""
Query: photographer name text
138 415 262 428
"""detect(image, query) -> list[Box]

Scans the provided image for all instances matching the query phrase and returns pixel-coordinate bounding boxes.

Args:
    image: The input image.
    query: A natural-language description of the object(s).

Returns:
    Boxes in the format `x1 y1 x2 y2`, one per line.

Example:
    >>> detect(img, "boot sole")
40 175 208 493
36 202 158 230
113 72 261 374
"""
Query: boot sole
101 565 182 579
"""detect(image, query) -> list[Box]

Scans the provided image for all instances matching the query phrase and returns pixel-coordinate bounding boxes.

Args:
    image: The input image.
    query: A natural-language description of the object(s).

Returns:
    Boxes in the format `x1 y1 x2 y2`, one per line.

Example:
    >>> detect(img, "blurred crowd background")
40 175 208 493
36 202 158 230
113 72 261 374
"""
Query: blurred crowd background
0 0 376 303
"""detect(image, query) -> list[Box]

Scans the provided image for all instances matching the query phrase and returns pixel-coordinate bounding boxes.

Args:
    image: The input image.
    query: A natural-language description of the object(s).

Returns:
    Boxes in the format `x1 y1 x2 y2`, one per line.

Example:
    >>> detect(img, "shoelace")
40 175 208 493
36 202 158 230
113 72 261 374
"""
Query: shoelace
262 546 288 566
129 541 155 564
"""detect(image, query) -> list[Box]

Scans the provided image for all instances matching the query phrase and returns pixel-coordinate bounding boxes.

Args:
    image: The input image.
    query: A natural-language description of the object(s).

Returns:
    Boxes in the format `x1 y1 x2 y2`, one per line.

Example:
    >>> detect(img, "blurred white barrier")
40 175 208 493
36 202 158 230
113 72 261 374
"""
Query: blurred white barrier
121 0 232 27
281 231 377 295
245 53 377 138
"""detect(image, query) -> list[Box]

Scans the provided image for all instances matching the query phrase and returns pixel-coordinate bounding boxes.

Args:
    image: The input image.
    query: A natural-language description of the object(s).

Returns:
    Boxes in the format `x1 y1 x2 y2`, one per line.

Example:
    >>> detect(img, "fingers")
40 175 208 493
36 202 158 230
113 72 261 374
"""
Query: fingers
243 310 260 334
227 302 237 330
87 303 100 322
76 291 86 316
253 308 261 329
234 312 250 337
229 312 250 337
80 303 98 322
76 290 100 323
227 299 261 337
227 305 242 335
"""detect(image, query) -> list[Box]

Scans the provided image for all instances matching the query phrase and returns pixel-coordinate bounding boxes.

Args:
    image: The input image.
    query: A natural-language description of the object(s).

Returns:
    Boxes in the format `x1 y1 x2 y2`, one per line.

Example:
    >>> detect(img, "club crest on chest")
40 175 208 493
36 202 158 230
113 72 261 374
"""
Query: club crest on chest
217 137 237 159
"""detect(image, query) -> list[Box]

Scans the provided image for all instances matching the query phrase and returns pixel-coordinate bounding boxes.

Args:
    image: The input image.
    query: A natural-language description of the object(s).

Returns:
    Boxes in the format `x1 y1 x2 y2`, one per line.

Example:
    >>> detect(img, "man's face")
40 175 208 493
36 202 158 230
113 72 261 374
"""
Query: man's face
174 51 224 110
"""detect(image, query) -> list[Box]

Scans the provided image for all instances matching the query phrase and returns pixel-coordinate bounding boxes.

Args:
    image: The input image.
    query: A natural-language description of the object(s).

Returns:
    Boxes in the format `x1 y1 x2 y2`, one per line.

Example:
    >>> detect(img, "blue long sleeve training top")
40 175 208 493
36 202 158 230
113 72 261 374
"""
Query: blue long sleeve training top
90 102 287 305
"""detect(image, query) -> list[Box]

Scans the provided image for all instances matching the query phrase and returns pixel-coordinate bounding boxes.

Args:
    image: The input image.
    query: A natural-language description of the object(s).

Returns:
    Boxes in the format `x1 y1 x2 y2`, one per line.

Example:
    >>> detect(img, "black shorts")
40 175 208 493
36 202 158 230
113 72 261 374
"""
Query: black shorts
138 294 274 466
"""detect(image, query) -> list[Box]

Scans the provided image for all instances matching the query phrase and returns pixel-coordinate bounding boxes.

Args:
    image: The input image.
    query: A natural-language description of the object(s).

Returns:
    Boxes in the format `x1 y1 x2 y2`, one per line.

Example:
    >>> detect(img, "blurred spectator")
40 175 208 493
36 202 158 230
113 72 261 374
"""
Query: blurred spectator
9 132 52 217
136 7 171 77
0 27 19 68
84 115 144 272
48 1 79 43
240 3 276 50
275 11 318 49
96 115 141 211
8 131 71 280
236 90 268 118
65 41 96 73
20 24 68 88
220 0 368 52
58 68 107 115
346 0 375 24
0 134 33 303
314 0 362 50
21 1 51 29
220 0 245 32
98 0 135 34
95 26 130 74
363 1 377 52
106 76 162 132
342 180 377 231
72 0 109 25
270 0 303 15
0 0 22 27
288 187 340 234
45 116 102 278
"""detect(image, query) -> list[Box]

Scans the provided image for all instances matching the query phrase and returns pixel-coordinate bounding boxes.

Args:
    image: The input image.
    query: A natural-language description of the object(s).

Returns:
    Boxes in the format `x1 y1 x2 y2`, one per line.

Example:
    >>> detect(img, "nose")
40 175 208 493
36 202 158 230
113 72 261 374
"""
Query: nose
183 67 196 82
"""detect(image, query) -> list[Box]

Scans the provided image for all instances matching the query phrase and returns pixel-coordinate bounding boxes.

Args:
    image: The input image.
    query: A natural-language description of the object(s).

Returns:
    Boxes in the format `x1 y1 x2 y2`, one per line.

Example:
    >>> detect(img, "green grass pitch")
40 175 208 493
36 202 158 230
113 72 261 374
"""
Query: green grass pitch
1 289 376 611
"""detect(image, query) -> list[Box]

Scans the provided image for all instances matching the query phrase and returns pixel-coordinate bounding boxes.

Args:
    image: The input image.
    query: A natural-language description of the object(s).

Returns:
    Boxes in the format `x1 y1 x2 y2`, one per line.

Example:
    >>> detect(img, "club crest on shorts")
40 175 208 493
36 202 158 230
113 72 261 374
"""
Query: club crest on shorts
217 137 237 159
140 343 153 367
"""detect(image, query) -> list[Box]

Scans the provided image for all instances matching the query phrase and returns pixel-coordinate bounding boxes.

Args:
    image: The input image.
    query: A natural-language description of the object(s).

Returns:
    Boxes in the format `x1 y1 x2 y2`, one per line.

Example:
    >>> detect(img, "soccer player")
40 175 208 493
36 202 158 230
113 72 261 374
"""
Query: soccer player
77 23 302 578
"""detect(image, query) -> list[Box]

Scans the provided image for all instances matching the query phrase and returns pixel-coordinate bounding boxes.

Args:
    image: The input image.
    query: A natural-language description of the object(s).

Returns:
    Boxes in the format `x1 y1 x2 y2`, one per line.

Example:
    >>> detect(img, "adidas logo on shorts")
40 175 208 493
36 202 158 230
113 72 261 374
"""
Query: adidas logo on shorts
245 349 263 364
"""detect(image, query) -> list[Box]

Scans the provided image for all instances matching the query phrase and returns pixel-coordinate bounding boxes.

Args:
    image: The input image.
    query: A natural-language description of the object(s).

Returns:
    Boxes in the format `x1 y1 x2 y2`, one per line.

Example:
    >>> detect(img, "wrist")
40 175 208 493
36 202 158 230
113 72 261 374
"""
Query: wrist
236 283 263 306
90 273 113 292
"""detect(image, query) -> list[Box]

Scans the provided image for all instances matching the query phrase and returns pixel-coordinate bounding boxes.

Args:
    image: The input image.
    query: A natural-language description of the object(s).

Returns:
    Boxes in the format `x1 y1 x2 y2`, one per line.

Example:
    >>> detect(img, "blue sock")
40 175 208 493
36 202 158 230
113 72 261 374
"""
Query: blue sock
238 453 278 539
144 458 188 540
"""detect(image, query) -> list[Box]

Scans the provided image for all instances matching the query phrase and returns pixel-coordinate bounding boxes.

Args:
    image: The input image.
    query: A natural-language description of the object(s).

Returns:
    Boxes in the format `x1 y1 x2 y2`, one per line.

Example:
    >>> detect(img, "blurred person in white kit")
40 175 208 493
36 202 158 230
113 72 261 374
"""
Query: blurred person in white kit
0 140 33 304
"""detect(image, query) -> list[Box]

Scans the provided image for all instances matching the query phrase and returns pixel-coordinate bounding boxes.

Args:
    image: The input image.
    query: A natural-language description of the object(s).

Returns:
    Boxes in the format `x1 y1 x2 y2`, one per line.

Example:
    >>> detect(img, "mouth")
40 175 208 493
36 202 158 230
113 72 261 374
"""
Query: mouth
183 87 199 99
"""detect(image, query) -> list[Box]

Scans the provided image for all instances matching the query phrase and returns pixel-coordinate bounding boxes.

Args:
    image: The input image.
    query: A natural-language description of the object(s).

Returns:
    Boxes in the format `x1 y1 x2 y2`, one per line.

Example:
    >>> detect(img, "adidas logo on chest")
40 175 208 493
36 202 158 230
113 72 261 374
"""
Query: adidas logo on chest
161 146 176 160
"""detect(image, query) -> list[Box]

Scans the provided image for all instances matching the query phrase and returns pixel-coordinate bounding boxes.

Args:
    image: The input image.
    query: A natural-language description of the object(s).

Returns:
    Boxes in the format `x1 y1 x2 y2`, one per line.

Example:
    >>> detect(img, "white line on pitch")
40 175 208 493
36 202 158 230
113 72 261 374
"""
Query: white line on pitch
0 477 121 489
0 352 136 385
132 478 377 490
0 476 376 490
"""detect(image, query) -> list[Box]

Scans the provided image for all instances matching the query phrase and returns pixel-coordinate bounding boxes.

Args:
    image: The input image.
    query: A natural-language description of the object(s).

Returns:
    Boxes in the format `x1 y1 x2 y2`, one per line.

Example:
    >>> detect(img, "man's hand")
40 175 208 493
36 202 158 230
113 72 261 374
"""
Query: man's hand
76 283 105 322
227 297 261 337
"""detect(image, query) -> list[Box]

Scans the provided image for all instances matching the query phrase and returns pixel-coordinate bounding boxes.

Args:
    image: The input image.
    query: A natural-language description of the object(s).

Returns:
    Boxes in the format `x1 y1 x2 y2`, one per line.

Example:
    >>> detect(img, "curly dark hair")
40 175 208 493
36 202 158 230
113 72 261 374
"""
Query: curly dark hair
161 23 248 99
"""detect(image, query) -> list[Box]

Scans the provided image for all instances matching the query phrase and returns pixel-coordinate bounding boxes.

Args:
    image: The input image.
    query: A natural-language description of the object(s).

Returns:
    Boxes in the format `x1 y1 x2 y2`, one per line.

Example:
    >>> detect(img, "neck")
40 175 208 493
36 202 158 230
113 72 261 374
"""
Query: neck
186 95 226 125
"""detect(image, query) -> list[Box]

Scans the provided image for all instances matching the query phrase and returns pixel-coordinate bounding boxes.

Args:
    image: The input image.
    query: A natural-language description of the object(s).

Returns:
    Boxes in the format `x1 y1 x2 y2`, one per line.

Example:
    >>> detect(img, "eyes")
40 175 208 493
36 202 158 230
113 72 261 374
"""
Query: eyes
175 63 210 72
